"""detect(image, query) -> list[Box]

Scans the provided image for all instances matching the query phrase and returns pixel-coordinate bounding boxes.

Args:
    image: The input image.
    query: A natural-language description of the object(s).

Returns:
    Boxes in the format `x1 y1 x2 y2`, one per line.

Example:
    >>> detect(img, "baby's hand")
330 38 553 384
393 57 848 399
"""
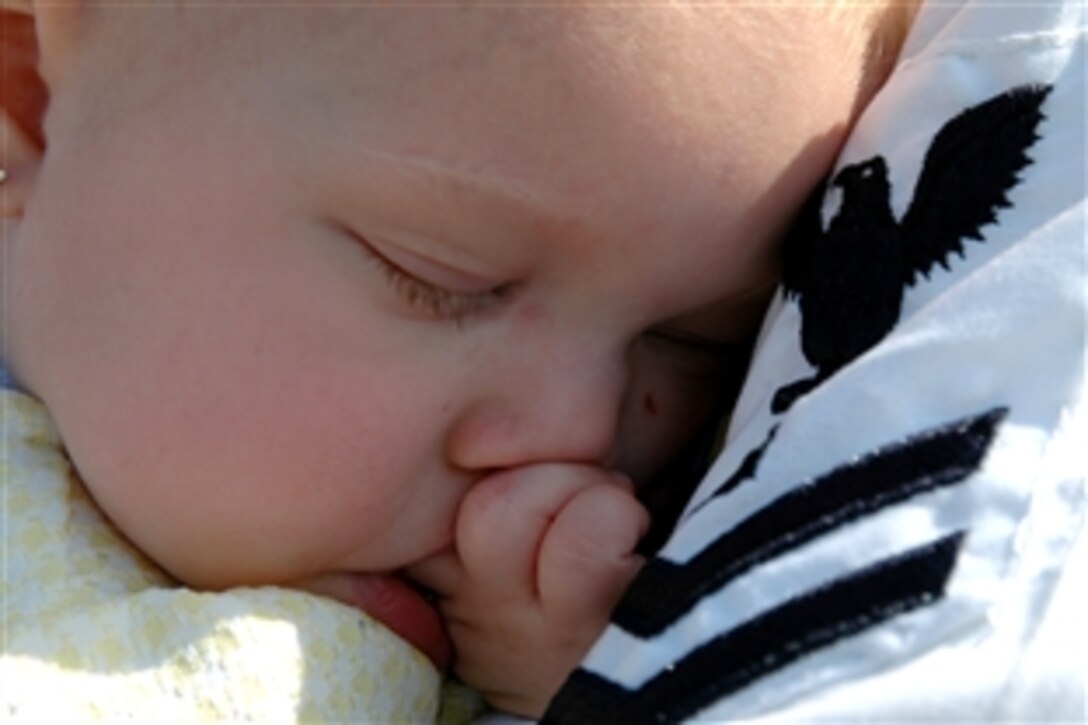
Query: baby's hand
408 463 649 717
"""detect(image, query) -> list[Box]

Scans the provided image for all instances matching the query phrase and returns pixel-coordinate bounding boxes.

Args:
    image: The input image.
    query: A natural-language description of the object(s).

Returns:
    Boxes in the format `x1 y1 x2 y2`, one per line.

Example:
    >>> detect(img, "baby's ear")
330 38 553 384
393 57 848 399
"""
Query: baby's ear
1 4 48 217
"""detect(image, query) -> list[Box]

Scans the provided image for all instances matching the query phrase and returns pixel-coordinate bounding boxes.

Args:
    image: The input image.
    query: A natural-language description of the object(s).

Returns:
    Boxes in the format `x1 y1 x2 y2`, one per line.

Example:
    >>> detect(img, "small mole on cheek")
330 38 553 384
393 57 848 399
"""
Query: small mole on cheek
643 392 657 417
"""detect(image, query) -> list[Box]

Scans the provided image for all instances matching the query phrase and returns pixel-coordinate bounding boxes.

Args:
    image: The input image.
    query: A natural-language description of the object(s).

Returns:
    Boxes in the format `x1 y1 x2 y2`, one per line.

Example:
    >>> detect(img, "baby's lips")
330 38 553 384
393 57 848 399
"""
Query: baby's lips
353 573 454 671
294 572 453 671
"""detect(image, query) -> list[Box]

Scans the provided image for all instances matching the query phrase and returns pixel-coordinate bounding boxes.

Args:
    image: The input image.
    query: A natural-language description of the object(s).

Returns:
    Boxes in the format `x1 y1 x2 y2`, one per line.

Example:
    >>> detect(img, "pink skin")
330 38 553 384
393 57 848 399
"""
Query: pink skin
407 464 648 714
302 466 647 680
1 3 894 713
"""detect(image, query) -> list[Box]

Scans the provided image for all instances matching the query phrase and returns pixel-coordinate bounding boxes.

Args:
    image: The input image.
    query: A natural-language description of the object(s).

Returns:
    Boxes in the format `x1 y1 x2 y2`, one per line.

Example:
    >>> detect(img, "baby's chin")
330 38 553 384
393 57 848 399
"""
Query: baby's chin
289 571 452 670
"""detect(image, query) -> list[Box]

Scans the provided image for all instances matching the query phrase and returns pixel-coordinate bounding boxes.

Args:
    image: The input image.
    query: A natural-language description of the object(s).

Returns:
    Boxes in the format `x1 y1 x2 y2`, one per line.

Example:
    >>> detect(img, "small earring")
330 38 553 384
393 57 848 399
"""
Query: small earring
0 168 8 185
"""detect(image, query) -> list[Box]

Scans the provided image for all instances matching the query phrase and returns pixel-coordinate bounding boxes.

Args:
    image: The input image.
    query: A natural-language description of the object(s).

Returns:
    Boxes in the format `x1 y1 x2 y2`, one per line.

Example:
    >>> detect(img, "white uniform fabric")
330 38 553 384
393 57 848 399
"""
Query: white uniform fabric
545 2 1086 721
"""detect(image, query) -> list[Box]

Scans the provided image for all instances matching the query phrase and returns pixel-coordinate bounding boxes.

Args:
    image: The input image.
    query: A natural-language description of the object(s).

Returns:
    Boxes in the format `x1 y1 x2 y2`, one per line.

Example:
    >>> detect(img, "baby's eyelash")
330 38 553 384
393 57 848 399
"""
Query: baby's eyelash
355 235 506 322
379 262 496 320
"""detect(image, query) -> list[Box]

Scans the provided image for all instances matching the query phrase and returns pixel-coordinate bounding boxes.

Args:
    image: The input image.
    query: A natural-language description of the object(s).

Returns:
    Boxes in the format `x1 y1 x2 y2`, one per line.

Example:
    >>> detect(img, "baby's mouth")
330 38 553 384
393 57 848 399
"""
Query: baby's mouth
297 571 452 670
352 572 453 670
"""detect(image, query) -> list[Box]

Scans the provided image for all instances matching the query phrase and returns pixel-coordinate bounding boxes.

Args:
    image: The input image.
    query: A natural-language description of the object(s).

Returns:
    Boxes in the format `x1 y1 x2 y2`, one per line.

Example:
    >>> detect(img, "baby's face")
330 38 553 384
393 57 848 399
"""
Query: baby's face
6 7 866 592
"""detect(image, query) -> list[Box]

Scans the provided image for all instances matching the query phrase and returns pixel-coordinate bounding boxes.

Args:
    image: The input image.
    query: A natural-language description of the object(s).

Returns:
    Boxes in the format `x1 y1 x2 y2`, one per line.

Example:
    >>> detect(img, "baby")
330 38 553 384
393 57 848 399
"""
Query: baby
0 0 917 720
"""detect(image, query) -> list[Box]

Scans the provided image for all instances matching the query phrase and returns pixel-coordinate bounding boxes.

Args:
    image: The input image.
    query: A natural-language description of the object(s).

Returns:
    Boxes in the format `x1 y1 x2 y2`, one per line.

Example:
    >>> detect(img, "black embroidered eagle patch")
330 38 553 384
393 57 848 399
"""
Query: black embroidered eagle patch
542 83 1054 725
773 84 1051 413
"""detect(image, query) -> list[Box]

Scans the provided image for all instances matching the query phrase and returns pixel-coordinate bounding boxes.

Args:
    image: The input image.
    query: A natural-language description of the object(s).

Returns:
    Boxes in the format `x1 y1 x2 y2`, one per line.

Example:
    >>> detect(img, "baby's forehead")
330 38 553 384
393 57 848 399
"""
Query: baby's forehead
77 4 859 303
94 5 859 144
99 5 818 85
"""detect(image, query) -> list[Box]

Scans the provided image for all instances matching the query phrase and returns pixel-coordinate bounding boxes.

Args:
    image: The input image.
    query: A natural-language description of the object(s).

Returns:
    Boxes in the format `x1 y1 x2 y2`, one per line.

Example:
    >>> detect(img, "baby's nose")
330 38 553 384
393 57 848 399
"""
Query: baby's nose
445 341 628 473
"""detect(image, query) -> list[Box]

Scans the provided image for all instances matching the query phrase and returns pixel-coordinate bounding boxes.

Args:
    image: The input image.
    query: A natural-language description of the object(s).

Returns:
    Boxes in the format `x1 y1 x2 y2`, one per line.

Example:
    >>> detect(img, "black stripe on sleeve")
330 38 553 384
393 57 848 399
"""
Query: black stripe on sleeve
613 407 1005 636
544 532 965 725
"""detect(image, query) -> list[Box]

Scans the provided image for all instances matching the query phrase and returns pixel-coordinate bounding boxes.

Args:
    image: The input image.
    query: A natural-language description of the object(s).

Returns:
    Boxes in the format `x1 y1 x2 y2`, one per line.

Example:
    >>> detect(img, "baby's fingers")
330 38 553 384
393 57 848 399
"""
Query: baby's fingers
537 480 648 623
456 464 614 603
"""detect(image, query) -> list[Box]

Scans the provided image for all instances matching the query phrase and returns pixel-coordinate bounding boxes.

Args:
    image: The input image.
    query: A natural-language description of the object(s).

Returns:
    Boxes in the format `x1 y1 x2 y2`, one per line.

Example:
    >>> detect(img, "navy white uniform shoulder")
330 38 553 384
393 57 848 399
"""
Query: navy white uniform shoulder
545 2 1087 722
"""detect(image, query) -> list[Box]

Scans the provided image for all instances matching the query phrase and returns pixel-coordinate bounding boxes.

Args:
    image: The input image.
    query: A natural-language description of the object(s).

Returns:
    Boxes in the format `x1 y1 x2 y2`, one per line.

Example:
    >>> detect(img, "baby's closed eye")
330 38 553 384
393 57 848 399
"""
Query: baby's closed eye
335 223 515 324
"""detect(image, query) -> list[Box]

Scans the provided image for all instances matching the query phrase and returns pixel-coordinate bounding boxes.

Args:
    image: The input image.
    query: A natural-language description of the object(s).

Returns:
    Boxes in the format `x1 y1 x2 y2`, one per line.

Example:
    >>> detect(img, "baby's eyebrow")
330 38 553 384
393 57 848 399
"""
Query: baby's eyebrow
334 156 568 271
352 145 582 241
346 149 651 273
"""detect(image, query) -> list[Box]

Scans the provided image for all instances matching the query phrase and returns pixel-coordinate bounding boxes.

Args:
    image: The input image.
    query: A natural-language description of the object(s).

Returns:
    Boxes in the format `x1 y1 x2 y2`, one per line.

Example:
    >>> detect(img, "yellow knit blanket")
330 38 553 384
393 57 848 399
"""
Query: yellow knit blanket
0 389 472 722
